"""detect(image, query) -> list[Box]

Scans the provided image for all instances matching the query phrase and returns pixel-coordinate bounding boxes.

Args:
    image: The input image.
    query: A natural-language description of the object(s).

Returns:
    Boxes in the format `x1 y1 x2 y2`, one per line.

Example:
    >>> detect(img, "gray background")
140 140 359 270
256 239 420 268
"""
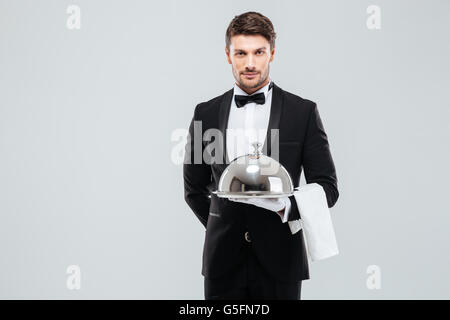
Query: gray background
1 0 449 299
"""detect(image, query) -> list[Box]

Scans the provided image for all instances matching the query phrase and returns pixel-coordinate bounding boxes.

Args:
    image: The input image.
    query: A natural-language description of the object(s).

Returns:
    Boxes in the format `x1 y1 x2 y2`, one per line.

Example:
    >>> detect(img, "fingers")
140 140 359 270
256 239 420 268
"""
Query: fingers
229 197 248 203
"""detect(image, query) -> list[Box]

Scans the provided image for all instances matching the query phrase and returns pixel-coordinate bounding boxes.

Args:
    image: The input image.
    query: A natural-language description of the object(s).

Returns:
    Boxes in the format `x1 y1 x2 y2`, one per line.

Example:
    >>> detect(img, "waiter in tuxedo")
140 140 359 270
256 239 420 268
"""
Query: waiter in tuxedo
183 11 339 300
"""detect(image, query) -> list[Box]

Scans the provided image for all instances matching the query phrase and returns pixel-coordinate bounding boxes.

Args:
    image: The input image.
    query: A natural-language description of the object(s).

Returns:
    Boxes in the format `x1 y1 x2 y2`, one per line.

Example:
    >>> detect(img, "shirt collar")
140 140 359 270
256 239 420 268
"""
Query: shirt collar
233 77 272 99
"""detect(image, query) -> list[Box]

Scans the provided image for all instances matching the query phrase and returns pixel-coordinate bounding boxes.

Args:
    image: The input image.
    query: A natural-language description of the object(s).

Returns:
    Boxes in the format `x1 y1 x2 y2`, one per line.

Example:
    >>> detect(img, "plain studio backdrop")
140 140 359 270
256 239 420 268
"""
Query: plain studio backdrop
0 0 449 299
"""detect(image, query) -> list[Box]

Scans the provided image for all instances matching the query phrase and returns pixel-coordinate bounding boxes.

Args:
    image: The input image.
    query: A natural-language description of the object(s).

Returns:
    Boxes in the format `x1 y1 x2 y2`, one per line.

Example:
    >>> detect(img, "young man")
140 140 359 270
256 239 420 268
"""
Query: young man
183 11 339 300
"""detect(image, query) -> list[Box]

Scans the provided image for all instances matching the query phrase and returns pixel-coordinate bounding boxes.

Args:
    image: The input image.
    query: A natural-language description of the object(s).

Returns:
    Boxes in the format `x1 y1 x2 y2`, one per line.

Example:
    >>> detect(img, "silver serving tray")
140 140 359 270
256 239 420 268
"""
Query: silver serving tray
212 188 298 199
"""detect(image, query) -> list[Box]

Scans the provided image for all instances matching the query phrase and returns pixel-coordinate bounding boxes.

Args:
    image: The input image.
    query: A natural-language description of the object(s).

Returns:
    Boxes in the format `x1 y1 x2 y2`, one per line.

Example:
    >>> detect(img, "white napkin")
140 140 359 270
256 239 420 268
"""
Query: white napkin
292 183 339 262
287 219 303 234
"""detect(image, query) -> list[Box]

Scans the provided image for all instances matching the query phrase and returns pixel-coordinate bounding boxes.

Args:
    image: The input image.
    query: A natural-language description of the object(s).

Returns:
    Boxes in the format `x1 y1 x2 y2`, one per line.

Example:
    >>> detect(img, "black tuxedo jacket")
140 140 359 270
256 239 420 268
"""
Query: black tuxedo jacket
183 82 339 282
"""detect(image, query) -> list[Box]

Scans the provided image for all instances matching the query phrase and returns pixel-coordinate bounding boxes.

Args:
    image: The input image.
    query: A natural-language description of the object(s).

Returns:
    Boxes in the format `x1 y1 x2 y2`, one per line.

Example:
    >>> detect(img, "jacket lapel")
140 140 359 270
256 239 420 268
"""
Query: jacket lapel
217 82 284 165
218 88 234 165
262 82 283 158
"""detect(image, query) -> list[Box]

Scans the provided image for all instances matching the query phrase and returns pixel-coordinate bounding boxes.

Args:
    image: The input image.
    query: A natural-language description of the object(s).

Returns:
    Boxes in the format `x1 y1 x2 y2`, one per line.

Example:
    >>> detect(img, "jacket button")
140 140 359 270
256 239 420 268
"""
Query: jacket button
244 231 251 242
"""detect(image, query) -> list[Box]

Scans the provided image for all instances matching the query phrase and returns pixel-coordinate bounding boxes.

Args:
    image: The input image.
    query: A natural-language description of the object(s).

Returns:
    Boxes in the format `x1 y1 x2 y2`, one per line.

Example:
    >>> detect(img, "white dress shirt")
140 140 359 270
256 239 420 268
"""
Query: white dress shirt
226 79 273 163
226 78 296 226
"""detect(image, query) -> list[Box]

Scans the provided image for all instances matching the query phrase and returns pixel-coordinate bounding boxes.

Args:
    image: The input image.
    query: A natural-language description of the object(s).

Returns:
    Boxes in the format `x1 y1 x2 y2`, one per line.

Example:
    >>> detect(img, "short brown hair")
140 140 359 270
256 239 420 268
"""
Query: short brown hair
225 12 276 50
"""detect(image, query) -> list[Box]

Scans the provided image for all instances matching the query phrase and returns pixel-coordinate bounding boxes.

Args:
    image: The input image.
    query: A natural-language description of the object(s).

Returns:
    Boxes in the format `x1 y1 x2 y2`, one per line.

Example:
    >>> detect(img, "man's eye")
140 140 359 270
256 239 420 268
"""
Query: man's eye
237 52 244 56
256 51 264 55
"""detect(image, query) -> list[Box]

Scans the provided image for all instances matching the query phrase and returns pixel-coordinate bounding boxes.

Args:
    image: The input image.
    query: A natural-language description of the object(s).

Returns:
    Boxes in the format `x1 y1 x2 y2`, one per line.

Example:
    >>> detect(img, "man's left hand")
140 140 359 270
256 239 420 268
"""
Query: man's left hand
228 197 290 220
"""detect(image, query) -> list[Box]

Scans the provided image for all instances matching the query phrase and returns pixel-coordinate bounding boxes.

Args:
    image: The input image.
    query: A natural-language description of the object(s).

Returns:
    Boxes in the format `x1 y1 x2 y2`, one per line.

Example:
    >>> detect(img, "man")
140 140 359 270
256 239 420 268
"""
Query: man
183 11 339 300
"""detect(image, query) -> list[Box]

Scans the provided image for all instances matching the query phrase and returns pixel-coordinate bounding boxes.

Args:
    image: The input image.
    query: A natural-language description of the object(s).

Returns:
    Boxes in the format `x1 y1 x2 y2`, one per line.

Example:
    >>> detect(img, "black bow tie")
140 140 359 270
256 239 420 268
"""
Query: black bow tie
234 81 274 108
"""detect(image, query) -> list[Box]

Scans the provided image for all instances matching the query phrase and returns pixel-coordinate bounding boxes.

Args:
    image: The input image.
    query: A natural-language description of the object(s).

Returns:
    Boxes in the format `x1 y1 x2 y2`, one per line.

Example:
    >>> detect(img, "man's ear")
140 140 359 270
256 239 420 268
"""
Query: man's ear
269 46 275 62
225 47 232 64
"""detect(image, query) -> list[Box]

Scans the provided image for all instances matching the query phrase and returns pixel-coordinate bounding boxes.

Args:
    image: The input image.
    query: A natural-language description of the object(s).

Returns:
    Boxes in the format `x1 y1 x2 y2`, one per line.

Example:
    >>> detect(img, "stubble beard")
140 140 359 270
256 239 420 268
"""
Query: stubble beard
233 66 270 90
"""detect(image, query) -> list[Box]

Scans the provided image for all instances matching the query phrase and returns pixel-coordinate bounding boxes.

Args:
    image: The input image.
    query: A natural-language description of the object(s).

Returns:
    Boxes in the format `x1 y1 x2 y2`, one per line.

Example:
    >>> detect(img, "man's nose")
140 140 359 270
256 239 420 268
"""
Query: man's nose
245 54 255 69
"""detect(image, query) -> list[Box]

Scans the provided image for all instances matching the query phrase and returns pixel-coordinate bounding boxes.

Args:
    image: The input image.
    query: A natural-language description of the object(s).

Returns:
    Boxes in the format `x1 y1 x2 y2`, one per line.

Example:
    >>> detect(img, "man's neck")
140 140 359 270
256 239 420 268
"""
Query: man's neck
235 78 270 95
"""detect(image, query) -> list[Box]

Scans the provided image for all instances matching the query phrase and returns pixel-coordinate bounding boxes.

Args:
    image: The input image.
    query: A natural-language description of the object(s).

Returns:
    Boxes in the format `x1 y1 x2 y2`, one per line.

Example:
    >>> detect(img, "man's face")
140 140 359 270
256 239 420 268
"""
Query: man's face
225 34 275 92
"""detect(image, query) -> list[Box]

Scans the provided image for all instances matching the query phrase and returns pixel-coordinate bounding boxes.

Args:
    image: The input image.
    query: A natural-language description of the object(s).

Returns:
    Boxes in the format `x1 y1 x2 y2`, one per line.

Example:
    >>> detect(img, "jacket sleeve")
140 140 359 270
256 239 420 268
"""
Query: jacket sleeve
301 102 339 208
183 104 212 228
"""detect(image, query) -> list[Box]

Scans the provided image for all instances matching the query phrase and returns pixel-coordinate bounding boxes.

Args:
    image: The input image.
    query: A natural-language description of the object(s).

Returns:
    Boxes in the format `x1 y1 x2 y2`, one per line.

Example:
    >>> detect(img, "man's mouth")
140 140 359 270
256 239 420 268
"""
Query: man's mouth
242 72 258 79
